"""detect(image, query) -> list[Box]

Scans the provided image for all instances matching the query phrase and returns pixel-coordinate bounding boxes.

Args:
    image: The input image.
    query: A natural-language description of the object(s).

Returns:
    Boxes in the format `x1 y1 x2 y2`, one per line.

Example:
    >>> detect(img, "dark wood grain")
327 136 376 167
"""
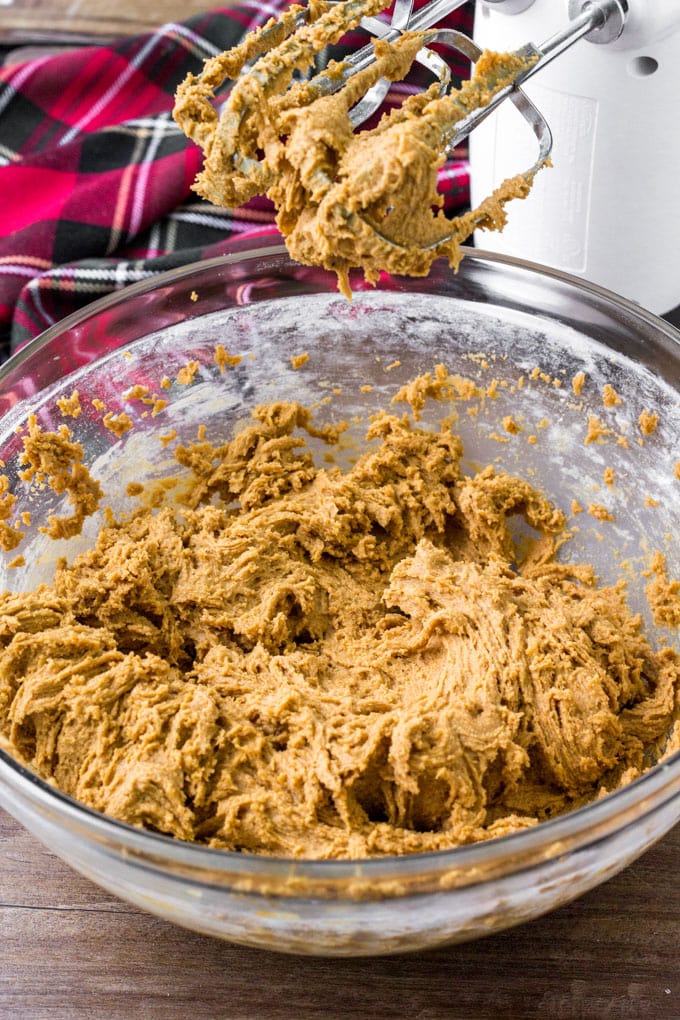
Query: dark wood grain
0 1 222 43
1 807 678 1020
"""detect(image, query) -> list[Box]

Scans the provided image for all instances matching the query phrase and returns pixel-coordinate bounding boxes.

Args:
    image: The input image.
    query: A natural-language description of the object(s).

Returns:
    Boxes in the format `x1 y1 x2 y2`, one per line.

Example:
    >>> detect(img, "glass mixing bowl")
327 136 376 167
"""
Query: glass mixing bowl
0 239 679 956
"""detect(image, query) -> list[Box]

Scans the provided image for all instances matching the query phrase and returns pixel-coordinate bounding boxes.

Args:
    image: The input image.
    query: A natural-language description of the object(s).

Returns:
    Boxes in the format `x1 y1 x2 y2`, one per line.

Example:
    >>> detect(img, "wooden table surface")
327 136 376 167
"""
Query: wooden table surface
0 1 219 44
1 806 678 1019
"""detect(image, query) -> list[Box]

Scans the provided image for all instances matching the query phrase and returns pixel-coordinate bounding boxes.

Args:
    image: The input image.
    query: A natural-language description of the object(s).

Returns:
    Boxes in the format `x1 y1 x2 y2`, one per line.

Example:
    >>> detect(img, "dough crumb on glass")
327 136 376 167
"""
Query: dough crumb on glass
176 361 200 386
638 409 659 436
57 390 82 419
214 345 243 373
602 384 622 408
585 415 613 446
502 415 522 434
588 502 615 522
102 412 134 437
572 371 586 396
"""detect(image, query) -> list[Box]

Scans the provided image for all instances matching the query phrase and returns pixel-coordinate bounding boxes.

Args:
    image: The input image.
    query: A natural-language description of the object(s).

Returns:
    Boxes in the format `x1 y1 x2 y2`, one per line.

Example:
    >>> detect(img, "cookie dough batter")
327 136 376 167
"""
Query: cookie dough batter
173 1 543 297
0 398 677 858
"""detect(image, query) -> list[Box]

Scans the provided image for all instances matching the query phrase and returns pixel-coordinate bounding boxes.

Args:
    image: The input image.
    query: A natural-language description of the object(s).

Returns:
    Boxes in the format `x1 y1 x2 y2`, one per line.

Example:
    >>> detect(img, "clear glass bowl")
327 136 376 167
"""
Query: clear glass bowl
0 238 679 956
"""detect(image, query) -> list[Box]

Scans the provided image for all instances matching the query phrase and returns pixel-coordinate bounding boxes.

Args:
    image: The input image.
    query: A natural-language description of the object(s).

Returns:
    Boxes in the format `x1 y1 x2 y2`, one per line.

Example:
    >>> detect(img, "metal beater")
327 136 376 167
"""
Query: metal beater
471 0 680 313
174 0 679 302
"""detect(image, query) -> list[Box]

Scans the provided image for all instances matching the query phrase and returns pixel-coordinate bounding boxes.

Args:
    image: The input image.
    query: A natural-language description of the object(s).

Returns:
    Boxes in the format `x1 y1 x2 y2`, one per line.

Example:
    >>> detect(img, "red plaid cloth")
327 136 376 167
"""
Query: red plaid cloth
0 2 474 360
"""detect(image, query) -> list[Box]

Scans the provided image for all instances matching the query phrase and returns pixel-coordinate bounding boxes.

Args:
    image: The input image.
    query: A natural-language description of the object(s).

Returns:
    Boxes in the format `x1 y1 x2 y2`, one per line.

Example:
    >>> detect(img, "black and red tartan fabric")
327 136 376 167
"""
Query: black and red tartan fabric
0 2 474 360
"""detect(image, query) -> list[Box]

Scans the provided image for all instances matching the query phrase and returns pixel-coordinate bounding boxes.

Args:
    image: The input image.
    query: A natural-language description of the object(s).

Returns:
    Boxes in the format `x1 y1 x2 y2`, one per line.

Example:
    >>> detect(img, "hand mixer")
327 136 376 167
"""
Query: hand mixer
174 0 679 304
471 0 680 315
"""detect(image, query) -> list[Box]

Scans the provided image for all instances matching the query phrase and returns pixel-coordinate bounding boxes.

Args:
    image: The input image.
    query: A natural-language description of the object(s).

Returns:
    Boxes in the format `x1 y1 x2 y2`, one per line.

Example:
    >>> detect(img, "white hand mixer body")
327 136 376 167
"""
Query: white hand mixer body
471 0 680 314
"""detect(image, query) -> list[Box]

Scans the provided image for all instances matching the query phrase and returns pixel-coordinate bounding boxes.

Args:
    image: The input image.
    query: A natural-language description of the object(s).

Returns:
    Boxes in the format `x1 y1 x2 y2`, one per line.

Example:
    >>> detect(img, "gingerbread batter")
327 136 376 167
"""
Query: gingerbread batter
173 1 543 297
0 396 677 858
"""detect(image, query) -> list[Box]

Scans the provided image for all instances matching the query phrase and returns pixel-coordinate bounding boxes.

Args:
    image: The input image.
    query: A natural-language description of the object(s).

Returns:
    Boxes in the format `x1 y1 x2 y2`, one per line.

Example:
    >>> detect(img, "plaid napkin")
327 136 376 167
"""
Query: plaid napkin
0 2 473 360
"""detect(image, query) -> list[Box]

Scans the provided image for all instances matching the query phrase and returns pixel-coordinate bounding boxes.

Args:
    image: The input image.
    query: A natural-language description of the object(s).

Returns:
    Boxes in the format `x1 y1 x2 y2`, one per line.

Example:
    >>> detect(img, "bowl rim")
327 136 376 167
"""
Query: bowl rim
2 739 679 880
1 239 679 884
3 239 679 383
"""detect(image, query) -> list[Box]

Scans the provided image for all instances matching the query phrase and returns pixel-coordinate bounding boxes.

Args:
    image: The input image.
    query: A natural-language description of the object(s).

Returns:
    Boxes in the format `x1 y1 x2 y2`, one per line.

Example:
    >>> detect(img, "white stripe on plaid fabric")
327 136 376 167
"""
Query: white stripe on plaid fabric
0 56 51 119
1 261 164 296
129 111 176 238
227 218 277 234
115 259 135 289
25 276 56 329
49 265 157 281
136 202 276 254
29 265 158 293
163 217 178 256
113 118 185 137
107 122 149 254
167 210 267 231
0 58 55 164
163 22 226 60
171 200 275 220
244 1 286 33
57 23 222 150
145 220 164 259
0 264 52 280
